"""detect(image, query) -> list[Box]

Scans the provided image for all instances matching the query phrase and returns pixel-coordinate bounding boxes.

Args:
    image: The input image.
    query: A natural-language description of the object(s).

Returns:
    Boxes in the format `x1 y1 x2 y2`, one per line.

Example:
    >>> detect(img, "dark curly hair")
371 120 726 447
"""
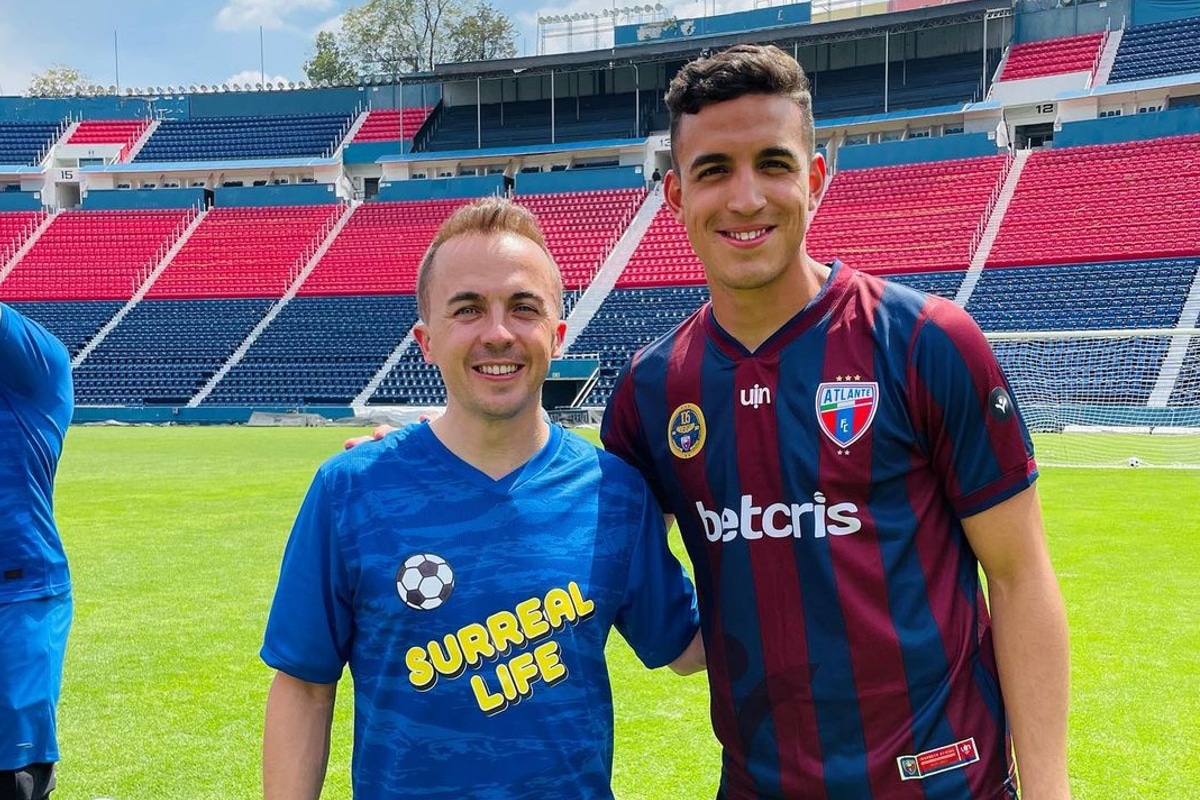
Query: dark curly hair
665 44 815 166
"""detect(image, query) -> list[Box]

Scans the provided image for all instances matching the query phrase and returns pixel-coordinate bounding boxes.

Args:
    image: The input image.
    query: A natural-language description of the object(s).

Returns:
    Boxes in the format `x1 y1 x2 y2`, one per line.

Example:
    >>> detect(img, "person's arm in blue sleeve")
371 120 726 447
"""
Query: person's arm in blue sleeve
614 480 704 675
262 466 353 800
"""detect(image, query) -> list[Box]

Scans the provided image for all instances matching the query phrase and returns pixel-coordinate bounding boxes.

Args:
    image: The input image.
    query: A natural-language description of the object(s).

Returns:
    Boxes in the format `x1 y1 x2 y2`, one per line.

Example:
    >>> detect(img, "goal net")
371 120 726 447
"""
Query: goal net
987 328 1200 469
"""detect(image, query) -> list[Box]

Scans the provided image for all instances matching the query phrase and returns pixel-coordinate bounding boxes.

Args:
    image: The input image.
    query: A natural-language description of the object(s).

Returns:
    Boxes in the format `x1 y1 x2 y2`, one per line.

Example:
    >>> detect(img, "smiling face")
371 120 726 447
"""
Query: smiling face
665 92 826 306
413 232 566 427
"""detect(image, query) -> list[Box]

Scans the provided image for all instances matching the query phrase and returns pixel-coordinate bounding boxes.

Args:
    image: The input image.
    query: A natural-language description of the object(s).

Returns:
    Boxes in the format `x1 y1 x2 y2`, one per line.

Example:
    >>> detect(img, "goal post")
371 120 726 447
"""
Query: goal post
986 328 1200 469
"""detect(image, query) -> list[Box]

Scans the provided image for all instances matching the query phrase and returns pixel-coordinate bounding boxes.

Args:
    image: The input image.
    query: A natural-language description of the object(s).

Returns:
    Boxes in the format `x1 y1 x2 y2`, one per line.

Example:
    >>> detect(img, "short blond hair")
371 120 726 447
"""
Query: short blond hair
417 196 563 320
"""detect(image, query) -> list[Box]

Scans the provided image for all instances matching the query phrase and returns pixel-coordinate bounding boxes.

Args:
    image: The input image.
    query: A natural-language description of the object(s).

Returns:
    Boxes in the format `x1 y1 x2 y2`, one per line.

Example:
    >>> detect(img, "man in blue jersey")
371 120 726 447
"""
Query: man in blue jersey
601 45 1071 800
262 197 704 800
0 304 74 800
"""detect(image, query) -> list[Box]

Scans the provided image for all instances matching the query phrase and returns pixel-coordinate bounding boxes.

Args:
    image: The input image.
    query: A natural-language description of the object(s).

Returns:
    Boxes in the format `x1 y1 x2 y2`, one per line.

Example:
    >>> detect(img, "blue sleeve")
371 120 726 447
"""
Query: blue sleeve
261 466 354 684
613 479 699 669
909 301 1037 517
0 303 72 413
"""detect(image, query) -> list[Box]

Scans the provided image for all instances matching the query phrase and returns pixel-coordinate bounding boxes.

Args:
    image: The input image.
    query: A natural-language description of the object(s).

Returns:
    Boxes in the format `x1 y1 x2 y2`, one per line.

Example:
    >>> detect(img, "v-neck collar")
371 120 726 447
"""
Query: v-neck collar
416 421 564 494
703 261 847 360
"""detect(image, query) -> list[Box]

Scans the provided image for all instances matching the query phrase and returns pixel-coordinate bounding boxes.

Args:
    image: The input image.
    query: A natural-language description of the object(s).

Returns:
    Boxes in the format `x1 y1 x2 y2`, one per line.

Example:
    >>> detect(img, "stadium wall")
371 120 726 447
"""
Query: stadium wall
0 192 43 210
188 88 363 118
344 142 412 165
1132 0 1200 25
0 96 156 123
1014 0 1131 41
213 183 339 207
80 187 206 210
377 174 505 201
517 165 645 193
614 3 811 46
835 132 999 168
1053 107 1200 147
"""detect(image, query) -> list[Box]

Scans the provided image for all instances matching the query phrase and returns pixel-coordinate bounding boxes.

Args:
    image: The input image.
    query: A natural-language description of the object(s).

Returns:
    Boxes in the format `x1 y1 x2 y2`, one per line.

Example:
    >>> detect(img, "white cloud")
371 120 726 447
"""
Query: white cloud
313 13 345 36
216 0 337 32
223 69 294 88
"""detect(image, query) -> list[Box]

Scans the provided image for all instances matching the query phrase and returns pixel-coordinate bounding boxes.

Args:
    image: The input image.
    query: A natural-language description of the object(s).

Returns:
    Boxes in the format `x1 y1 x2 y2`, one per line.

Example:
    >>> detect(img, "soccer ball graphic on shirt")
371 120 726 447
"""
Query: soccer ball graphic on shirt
397 553 456 610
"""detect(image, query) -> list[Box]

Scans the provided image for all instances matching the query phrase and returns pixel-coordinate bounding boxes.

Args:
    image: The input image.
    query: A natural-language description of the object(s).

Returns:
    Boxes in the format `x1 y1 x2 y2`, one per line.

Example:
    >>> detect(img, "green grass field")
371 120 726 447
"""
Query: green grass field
51 426 1199 800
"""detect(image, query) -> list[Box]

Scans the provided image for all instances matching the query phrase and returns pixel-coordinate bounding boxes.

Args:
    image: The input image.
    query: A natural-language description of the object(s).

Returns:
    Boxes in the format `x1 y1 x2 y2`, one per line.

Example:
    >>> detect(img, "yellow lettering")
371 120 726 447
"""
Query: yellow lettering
568 581 595 619
515 597 550 641
406 646 436 690
428 633 465 678
543 587 576 629
470 674 508 716
458 623 496 668
496 659 518 701
509 652 540 698
486 610 526 656
534 641 568 686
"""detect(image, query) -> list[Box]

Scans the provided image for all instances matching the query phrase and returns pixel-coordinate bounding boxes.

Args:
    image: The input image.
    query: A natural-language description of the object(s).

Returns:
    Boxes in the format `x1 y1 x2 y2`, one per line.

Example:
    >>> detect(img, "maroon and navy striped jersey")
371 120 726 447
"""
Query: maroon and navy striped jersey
602 263 1036 800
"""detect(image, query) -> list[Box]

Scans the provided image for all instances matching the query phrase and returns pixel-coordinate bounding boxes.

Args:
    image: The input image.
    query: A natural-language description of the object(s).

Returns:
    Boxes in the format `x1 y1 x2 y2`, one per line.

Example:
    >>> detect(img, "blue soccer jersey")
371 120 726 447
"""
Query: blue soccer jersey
0 302 74 770
0 304 73 604
262 422 699 800
603 264 1036 800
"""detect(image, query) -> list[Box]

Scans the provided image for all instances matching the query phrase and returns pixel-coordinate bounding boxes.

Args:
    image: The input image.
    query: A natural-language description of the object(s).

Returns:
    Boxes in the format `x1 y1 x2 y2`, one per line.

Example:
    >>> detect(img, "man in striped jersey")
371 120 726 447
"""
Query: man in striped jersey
601 44 1070 800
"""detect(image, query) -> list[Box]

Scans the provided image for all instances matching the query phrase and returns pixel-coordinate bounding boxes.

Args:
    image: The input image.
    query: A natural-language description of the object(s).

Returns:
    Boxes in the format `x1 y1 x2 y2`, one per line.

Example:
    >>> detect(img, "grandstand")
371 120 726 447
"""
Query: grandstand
0 0 1197 466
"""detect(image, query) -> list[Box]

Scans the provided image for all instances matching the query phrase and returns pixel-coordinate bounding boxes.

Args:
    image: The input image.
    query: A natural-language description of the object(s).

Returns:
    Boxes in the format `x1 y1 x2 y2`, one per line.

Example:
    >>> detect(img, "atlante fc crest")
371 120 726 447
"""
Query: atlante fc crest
816 381 879 448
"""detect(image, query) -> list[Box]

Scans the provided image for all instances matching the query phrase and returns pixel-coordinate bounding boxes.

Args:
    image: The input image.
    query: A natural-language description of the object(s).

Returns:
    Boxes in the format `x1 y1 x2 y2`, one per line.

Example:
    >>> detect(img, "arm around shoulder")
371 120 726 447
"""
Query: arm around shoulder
962 486 1071 800
263 671 338 800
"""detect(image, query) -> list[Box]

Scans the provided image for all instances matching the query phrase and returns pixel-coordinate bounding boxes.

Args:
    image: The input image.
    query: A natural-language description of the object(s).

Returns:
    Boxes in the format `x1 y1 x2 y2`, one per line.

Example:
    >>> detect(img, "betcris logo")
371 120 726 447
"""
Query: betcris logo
696 493 862 542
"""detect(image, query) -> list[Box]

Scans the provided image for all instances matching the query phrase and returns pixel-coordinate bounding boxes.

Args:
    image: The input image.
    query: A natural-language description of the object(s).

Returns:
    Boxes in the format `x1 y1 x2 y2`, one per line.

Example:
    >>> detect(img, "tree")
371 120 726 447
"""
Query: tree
449 2 517 63
331 0 517 76
304 31 359 84
27 64 91 97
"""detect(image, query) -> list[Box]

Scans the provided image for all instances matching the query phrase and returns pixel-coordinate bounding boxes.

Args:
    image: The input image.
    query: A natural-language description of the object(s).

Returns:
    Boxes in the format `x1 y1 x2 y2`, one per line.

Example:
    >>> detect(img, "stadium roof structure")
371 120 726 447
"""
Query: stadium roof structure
429 0 1006 82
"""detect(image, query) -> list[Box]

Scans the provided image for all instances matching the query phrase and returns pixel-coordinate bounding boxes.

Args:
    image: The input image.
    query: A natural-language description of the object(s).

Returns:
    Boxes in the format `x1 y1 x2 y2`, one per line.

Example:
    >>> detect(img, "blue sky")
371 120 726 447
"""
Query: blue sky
0 0 738 96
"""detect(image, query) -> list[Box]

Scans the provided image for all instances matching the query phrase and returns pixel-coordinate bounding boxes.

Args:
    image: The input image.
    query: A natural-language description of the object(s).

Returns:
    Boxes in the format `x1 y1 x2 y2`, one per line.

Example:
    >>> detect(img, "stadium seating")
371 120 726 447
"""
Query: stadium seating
0 121 62 165
986 134 1200 267
368 341 446 406
2 300 123 357
300 199 468 296
303 190 639 296
0 209 192 300
879 270 965 300
1170 338 1200 407
71 298 273 405
809 52 984 119
1108 15 1200 83
148 205 344 299
998 33 1104 81
966 259 1199 332
67 119 151 161
568 286 710 405
352 107 435 142
617 205 704 287
516 189 645 289
991 336 1170 406
203 295 420 406
418 93 645 151
0 210 46 259
134 113 353 162
809 155 1010 273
